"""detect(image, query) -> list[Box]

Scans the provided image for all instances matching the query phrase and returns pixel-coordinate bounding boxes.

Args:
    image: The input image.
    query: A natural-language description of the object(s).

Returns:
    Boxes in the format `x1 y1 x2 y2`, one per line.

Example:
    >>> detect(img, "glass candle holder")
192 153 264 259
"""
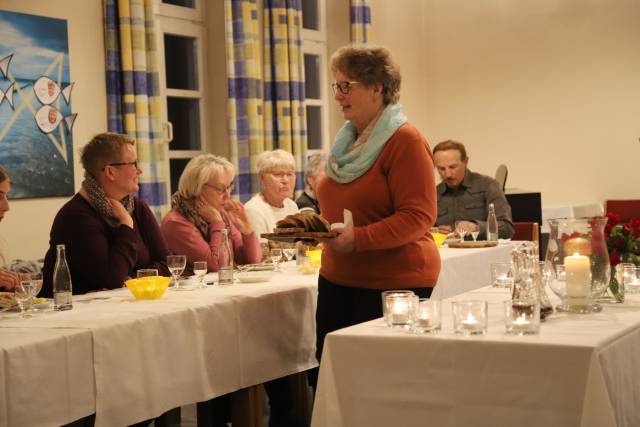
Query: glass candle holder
504 299 540 335
411 299 441 333
622 265 640 294
382 290 416 328
452 300 488 335
491 262 513 288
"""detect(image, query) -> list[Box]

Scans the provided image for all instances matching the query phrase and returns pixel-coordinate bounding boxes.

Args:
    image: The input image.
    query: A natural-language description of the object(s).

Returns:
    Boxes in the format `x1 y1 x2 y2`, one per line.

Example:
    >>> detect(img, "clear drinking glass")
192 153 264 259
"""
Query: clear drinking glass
28 272 43 312
470 231 479 242
270 248 283 271
137 269 158 278
14 281 34 318
167 255 187 290
193 261 208 290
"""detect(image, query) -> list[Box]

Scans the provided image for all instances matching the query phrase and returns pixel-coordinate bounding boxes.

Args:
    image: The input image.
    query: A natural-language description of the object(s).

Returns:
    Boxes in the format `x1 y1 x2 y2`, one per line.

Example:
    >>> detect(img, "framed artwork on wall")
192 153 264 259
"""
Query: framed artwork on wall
0 10 77 199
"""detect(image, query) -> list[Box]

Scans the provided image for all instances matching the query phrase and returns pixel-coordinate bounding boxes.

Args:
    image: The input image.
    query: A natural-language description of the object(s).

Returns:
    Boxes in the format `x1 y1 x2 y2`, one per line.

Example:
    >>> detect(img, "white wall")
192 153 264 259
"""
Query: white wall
1 0 106 260
369 0 640 206
3 0 639 259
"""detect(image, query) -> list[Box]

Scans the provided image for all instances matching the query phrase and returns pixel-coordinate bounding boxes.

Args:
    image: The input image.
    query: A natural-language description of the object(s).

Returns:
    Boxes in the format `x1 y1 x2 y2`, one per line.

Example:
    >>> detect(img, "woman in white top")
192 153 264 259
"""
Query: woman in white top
244 149 299 238
0 166 19 290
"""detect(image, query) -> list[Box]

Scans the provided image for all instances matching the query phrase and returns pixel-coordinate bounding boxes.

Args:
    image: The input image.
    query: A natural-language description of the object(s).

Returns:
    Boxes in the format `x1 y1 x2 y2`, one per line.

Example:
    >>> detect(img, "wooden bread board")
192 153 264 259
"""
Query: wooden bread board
261 231 338 242
448 241 498 248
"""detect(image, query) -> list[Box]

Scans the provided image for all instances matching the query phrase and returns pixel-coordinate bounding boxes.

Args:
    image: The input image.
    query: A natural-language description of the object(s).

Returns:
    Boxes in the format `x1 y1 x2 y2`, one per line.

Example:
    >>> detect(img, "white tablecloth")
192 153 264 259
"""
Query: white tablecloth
433 243 513 298
0 244 513 427
0 264 318 427
312 287 640 427
0 328 94 427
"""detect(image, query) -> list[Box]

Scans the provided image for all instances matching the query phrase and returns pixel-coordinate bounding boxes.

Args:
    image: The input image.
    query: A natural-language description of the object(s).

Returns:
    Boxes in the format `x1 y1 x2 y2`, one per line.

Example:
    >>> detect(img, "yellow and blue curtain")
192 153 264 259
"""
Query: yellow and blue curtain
351 0 371 45
105 0 169 219
263 0 307 194
224 0 265 202
224 0 306 201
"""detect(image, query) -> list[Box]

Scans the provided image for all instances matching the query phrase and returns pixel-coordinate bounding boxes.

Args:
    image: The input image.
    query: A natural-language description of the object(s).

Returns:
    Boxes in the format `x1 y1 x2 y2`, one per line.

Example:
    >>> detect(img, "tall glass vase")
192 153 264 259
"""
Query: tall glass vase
544 217 611 313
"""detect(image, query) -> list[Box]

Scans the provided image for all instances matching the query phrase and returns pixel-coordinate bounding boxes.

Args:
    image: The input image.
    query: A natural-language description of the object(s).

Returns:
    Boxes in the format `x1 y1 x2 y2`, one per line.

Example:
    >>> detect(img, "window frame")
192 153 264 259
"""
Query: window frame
155 7 208 195
301 0 329 153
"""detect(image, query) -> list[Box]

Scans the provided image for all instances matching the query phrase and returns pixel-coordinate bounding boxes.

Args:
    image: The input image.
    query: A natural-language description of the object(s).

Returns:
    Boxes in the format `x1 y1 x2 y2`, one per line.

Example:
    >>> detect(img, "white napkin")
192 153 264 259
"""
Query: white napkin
330 209 353 230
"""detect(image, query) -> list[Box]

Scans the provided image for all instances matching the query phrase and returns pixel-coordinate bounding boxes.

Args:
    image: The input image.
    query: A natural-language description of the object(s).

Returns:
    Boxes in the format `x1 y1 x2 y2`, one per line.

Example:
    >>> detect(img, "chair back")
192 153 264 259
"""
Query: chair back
604 199 640 222
495 164 508 191
512 222 539 244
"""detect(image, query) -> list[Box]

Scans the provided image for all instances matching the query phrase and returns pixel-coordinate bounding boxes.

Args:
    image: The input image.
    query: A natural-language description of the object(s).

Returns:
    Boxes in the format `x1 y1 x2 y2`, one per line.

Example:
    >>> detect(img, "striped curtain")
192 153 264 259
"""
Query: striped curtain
224 0 265 202
263 0 307 194
104 0 169 219
350 0 372 45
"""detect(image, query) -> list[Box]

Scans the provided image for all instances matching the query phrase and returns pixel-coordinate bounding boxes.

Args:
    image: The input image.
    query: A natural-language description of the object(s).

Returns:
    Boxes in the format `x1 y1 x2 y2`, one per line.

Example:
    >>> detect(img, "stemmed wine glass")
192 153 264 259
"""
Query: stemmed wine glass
282 243 297 263
167 255 187 291
27 272 43 312
470 231 479 242
14 280 34 318
455 221 468 242
270 248 283 272
193 261 208 290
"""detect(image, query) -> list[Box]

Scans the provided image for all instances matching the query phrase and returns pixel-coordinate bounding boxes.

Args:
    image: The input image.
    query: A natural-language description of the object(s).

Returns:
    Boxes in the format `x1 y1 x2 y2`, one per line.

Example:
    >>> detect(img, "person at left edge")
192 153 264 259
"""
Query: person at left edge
42 132 170 296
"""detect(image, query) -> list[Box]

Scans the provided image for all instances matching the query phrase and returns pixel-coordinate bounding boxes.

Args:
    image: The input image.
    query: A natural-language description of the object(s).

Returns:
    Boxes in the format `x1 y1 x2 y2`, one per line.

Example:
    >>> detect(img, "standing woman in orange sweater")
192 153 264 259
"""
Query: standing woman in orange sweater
312 46 441 386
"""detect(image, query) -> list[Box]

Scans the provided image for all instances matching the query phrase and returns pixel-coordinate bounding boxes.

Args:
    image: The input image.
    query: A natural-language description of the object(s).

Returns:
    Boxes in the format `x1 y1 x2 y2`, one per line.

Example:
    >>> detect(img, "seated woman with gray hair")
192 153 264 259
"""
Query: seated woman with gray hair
161 154 261 273
295 152 327 214
244 149 299 237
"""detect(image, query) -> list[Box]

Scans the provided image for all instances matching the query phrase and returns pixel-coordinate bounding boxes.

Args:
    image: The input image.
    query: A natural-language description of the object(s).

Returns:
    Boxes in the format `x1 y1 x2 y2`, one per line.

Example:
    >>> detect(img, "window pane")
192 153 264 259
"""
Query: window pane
170 158 191 194
167 97 201 150
302 0 319 30
304 54 320 99
164 34 198 90
163 0 195 8
306 105 322 150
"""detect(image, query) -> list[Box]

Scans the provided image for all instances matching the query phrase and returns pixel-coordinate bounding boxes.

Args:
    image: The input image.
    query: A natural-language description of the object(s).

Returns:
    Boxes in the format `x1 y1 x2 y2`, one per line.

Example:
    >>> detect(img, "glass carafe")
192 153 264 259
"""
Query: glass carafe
544 217 610 313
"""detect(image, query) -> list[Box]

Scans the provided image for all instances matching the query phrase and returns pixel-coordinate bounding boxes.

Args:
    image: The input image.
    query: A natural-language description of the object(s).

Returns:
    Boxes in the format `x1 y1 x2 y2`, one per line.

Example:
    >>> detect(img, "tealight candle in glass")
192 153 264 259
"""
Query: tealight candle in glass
411 299 441 333
491 262 513 288
382 290 416 328
622 265 640 294
452 300 488 335
504 299 540 335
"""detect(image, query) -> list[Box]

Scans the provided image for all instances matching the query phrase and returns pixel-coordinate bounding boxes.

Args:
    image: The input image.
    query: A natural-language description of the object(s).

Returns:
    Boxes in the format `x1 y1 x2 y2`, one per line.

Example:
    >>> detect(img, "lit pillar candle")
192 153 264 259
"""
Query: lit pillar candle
564 253 591 298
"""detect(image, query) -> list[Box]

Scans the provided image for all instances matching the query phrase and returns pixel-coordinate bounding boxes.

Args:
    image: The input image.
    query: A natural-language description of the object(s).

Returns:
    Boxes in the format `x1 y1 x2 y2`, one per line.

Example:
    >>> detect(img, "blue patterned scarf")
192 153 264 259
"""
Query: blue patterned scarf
326 103 407 184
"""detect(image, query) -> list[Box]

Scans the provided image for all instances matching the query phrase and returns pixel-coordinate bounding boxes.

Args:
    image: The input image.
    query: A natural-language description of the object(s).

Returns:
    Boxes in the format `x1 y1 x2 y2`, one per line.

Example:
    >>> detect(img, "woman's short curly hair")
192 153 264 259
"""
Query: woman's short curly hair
331 45 401 105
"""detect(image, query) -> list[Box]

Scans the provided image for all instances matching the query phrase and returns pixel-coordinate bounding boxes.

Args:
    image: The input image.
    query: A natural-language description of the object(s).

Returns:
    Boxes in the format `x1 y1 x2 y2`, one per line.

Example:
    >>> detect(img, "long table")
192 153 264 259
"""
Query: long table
0 270 318 427
0 244 513 427
312 286 640 427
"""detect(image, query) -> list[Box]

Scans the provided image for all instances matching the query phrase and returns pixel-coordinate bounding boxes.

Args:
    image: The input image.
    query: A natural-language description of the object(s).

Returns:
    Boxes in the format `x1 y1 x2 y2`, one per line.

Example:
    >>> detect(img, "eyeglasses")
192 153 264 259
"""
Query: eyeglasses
102 161 138 171
269 171 296 180
331 81 361 95
204 182 235 194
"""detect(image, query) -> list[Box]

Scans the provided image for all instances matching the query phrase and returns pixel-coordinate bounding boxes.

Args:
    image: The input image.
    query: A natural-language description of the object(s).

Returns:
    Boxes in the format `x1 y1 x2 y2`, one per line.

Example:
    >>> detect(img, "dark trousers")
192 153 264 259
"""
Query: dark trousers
308 275 433 389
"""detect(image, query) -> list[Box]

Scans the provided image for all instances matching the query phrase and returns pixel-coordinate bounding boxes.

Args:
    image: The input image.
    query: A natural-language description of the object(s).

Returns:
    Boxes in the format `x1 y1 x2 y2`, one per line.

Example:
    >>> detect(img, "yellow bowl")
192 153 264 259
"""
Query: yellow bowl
306 249 322 267
431 232 447 247
125 276 171 300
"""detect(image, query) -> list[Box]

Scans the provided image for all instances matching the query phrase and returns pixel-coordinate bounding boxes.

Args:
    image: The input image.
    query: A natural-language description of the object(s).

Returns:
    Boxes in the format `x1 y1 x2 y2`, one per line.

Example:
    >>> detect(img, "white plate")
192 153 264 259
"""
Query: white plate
236 271 275 283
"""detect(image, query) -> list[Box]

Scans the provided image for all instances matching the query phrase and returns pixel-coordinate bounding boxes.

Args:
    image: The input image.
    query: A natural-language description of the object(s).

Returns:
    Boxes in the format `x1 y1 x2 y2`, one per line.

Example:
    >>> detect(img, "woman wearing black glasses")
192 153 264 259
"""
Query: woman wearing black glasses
42 132 170 296
311 46 441 388
160 154 261 273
